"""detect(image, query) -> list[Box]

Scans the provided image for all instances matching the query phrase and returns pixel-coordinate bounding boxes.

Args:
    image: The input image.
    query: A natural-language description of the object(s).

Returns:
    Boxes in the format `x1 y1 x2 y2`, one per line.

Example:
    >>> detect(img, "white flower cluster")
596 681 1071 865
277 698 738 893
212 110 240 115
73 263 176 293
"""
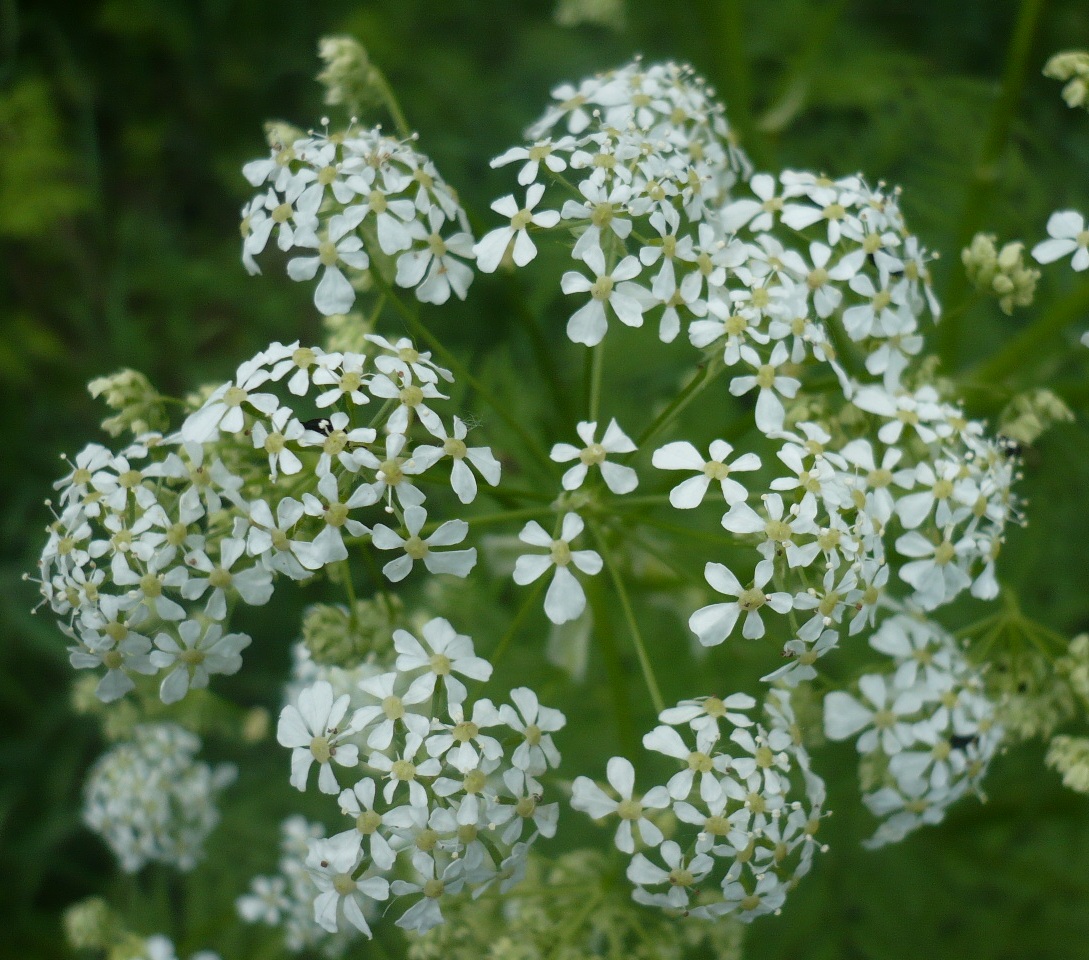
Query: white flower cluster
683 401 1017 678
36 338 498 704
275 617 566 937
242 126 475 312
238 816 359 956
82 724 234 873
480 59 750 346
823 613 1002 847
128 936 220 960
572 690 825 921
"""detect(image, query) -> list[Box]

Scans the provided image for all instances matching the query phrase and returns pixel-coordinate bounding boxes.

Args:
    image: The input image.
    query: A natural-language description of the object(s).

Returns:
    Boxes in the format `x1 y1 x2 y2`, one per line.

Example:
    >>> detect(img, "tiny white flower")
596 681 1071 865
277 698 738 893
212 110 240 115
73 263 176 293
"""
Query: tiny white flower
513 513 602 625
689 558 794 645
550 419 638 494
1032 210 1089 271
277 680 364 794
370 504 477 583
561 246 645 346
307 833 389 935
651 439 760 508
473 184 560 272
571 756 670 854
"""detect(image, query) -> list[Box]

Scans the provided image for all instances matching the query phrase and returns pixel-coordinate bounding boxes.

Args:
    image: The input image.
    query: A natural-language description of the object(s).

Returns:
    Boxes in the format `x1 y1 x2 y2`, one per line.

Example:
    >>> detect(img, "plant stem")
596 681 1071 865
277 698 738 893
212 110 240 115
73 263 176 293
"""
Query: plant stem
370 272 556 474
490 577 547 670
371 65 412 139
632 356 725 453
586 579 637 756
589 340 606 423
590 520 665 715
938 0 1048 367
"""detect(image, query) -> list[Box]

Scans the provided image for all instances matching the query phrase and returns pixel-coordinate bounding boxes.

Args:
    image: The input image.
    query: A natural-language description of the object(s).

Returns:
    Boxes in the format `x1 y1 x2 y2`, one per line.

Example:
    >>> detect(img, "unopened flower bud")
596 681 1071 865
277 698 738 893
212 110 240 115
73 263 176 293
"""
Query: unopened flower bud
87 369 169 438
999 389 1074 446
63 897 117 950
316 35 380 116
1044 50 1089 111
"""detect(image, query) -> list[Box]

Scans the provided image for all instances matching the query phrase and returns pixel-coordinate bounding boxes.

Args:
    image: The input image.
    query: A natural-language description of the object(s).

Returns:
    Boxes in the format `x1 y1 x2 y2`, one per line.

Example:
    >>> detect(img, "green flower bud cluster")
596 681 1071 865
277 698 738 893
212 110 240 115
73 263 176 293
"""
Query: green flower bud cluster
407 850 745 960
991 647 1077 742
961 233 1039 316
63 897 118 951
999 389 1075 446
1044 50 1089 111
1046 735 1089 793
554 0 626 31
301 594 405 666
316 36 381 116
87 368 169 438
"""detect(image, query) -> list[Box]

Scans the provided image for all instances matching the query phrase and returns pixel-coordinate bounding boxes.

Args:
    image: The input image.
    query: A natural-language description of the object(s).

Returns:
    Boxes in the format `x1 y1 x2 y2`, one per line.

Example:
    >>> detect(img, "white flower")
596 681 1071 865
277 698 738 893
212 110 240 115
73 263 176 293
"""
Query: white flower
628 840 713 911
561 247 645 346
390 851 465 933
823 674 923 755
392 617 493 705
306 833 389 935
499 687 566 775
642 723 727 802
181 537 273 620
410 416 501 504
286 212 370 315
1032 210 1089 271
245 497 309 579
651 439 760 508
490 137 574 185
689 558 794 645
721 492 820 568
181 356 279 444
895 530 973 610
251 408 304 480
277 681 363 794
151 621 251 704
571 756 671 853
728 342 801 435
311 352 371 409
296 473 372 571
395 207 475 304
353 670 433 749
473 184 560 272
513 513 602 625
550 419 638 494
335 779 396 871
368 732 442 806
370 504 477 583
425 698 504 773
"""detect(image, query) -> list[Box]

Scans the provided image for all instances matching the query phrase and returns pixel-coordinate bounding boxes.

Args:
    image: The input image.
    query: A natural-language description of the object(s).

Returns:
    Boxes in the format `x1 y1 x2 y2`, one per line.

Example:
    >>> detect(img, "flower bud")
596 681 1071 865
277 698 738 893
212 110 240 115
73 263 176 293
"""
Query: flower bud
1044 50 1089 111
87 368 168 438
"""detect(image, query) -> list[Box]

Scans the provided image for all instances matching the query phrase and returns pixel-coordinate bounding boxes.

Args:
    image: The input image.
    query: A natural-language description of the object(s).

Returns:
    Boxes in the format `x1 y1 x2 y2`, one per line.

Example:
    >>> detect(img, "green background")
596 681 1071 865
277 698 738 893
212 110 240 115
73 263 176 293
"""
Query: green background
3 1 1089 957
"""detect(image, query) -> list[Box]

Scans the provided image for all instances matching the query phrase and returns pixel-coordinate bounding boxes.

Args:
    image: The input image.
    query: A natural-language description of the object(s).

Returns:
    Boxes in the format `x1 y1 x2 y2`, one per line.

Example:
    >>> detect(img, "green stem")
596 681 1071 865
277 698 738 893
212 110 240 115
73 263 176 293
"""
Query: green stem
371 65 412 139
589 340 606 423
695 0 768 168
490 576 548 670
632 356 725 453
938 0 1049 366
586 579 637 756
589 520 665 715
370 272 556 474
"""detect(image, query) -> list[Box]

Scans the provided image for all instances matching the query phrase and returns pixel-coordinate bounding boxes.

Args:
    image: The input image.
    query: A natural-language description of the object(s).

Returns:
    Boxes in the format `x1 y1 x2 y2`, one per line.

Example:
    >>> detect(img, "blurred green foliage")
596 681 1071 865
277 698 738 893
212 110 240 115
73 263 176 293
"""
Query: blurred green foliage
3 1 1089 958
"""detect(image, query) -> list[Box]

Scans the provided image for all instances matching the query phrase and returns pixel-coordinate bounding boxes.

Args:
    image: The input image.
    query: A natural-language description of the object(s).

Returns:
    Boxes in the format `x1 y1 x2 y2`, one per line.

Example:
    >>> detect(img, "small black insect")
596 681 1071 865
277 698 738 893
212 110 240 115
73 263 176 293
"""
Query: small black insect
302 417 334 436
949 733 977 752
997 435 1023 460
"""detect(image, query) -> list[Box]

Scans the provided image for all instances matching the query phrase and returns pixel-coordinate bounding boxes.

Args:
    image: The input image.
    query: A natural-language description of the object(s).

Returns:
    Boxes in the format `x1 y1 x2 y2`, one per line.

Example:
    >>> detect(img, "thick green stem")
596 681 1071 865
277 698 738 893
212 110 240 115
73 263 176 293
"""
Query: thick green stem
590 520 665 715
938 0 1048 366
